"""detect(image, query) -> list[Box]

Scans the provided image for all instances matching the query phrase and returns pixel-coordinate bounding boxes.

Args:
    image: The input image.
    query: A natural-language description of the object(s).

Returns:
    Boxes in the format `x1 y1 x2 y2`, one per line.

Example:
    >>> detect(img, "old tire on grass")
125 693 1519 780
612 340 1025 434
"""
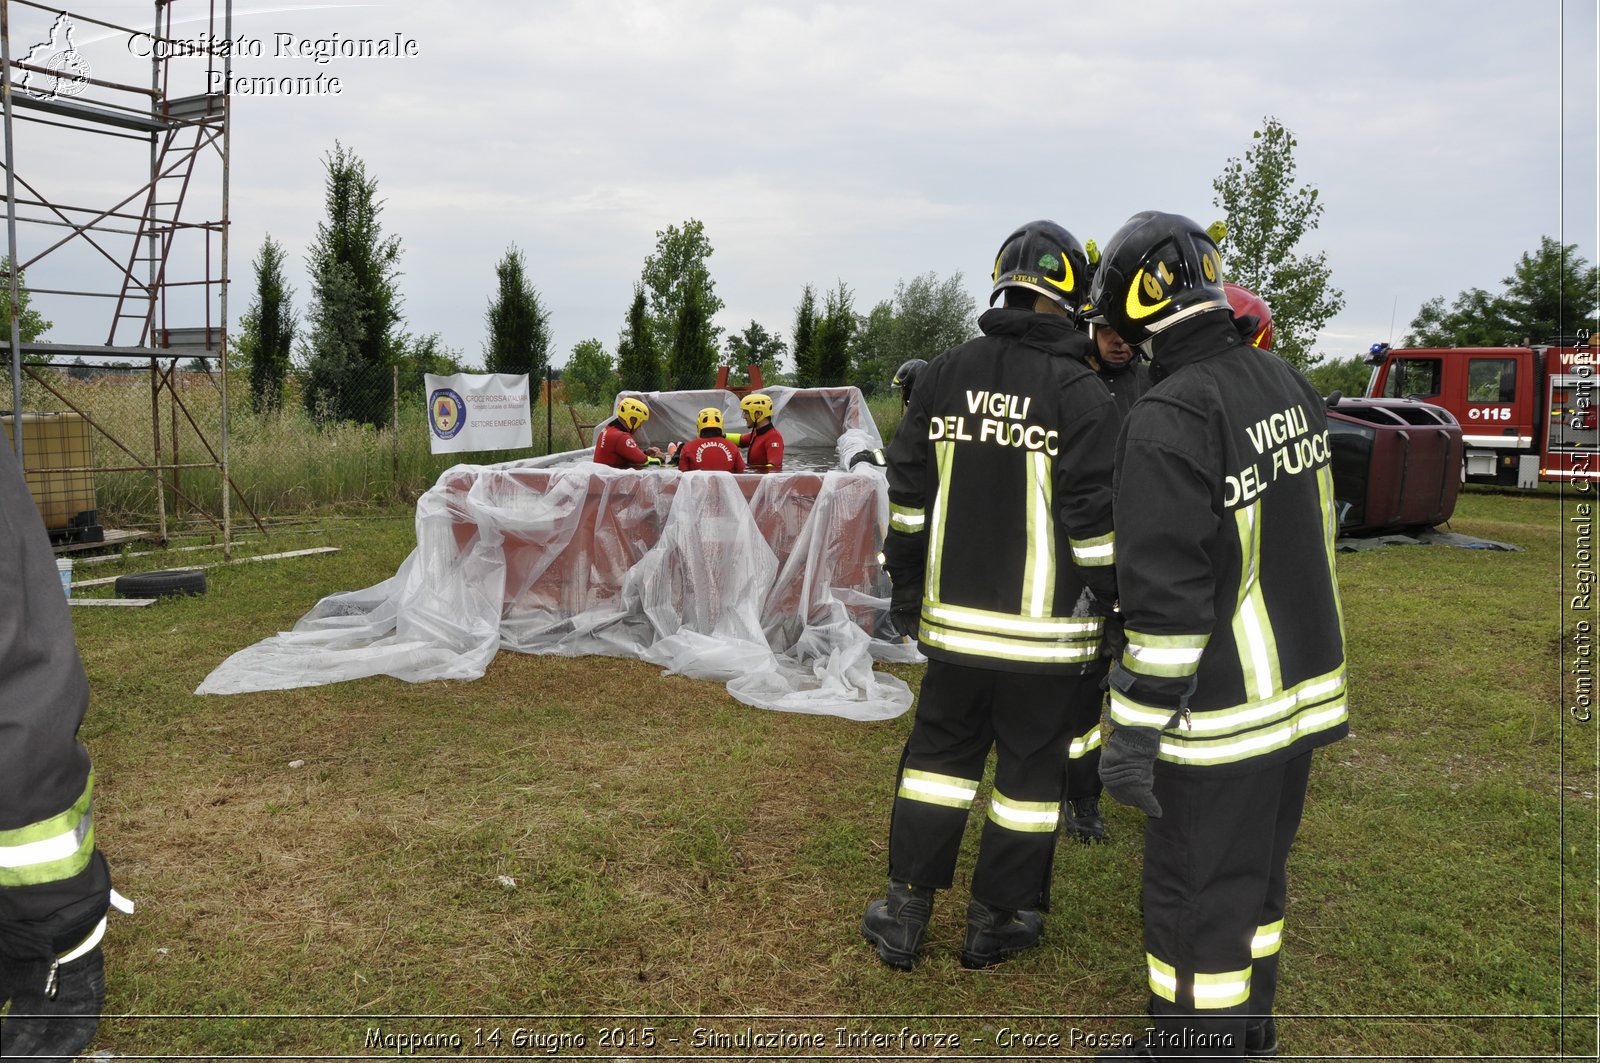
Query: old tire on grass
114 568 207 599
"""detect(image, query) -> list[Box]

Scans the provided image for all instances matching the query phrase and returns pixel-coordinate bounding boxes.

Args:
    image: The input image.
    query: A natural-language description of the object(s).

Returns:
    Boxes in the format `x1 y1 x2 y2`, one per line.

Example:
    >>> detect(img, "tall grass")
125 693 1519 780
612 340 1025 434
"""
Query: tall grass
17 371 908 527
16 369 599 527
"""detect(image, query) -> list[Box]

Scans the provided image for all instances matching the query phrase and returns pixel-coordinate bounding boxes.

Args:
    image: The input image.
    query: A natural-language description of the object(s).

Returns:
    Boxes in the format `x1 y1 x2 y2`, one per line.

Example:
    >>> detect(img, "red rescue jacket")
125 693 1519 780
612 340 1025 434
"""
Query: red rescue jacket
678 433 747 472
742 421 784 470
593 421 651 468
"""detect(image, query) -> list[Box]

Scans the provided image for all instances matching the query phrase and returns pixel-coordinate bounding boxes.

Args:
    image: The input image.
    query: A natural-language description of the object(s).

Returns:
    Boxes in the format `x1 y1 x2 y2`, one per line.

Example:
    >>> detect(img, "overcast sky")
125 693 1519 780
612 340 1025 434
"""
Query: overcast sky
8 0 1597 375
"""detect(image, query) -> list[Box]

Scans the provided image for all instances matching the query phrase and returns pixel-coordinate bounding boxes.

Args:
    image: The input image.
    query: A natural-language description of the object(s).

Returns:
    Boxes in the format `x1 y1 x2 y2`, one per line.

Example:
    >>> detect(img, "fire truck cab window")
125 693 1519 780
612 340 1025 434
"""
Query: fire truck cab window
1467 358 1517 403
1383 358 1441 400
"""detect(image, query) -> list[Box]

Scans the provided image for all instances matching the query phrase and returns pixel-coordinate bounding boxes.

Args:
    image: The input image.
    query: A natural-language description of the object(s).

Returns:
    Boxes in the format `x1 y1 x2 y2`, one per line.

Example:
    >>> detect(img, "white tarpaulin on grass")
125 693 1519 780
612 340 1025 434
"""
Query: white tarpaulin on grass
425 372 533 453
198 387 918 722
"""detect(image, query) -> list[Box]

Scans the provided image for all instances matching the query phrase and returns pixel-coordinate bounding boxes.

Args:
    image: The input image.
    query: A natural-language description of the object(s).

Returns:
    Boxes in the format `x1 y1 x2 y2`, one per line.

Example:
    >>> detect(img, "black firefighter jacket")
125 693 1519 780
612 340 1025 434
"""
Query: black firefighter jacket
884 307 1119 675
1100 358 1152 417
0 444 111 963
1109 312 1349 776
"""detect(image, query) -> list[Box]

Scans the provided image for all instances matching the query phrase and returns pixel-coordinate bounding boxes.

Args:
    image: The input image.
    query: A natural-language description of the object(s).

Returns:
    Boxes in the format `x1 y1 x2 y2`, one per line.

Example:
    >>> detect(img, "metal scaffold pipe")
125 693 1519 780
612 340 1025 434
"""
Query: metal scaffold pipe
3 0 26 462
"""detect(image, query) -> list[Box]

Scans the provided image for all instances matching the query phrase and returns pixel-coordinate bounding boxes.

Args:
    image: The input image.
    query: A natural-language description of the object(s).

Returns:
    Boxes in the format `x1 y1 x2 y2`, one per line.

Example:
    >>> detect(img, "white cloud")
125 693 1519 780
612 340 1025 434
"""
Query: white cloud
4 0 1594 374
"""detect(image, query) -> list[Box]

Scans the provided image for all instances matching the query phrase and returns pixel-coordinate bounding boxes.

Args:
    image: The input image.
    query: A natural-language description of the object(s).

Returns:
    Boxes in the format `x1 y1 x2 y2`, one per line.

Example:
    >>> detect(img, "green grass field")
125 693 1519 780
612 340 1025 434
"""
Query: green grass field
40 485 1594 1058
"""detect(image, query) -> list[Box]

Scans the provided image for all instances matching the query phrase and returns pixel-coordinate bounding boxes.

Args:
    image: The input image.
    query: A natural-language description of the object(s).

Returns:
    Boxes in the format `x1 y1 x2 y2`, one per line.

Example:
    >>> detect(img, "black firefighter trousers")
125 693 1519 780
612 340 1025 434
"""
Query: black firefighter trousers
1140 750 1314 1061
887 659 1101 912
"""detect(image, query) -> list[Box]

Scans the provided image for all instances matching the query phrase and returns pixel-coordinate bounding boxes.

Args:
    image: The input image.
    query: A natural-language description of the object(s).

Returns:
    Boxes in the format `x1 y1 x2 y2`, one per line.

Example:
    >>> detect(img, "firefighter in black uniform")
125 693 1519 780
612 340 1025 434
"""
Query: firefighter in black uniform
1084 212 1347 1060
0 443 116 1058
1061 320 1151 846
1093 321 1152 414
860 220 1119 971
891 359 927 410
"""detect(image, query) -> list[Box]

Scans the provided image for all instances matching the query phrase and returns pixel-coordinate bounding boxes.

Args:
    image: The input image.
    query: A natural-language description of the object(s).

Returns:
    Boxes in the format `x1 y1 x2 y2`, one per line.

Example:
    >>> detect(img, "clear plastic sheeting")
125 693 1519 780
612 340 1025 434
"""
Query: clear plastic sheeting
198 387 918 722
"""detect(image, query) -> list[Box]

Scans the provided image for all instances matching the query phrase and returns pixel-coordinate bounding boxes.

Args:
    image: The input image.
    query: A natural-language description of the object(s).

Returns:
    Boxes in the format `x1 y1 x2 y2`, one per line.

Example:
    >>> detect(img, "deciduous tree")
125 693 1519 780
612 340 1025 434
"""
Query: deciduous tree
851 299 897 396
642 219 723 372
1212 116 1344 370
1403 290 1510 348
1305 355 1373 400
892 271 978 364
395 331 468 401
1 256 52 354
564 338 618 404
1501 237 1599 341
1403 239 1599 346
851 272 977 395
723 320 787 384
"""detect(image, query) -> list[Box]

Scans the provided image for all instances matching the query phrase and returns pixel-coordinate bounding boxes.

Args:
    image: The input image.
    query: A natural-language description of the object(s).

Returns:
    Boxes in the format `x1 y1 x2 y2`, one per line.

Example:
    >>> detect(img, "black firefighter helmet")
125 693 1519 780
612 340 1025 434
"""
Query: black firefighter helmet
1083 211 1229 345
892 358 927 410
990 220 1090 314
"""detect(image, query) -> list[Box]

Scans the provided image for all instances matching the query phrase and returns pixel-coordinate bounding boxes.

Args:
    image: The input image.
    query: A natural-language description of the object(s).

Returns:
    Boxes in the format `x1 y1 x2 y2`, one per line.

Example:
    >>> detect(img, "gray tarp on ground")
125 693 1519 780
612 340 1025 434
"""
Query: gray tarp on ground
197 387 918 722
1335 528 1524 552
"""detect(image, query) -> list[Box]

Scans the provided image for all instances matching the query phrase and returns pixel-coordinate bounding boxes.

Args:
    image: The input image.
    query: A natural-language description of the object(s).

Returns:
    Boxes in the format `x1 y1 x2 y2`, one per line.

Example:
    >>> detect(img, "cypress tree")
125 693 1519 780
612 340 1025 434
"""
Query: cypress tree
484 245 551 379
792 284 818 387
616 284 661 393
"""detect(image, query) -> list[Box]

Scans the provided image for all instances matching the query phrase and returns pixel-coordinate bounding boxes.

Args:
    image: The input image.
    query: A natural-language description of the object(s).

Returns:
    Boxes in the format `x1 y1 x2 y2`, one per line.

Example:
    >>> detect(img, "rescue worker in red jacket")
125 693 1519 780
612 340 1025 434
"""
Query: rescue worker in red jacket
728 393 783 471
1085 214 1347 1061
1 443 116 1058
593 396 664 468
677 408 747 472
862 219 1119 972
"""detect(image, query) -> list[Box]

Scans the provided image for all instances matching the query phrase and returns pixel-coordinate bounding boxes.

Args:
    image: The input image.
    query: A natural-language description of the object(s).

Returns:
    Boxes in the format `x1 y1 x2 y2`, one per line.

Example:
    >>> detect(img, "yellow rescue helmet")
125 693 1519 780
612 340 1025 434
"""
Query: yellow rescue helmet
616 396 650 431
697 407 724 432
740 393 773 422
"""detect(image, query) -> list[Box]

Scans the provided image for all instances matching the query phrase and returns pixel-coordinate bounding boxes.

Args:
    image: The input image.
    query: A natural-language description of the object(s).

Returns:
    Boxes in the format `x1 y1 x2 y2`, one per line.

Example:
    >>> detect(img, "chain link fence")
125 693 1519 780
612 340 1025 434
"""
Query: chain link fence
7 359 909 535
6 362 608 532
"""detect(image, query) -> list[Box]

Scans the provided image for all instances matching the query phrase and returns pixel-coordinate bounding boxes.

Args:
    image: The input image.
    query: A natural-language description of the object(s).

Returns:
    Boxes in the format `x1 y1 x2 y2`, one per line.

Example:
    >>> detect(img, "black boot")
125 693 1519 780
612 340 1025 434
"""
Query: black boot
0 946 105 1062
960 898 1043 969
1244 1017 1277 1057
1064 795 1108 844
861 881 934 970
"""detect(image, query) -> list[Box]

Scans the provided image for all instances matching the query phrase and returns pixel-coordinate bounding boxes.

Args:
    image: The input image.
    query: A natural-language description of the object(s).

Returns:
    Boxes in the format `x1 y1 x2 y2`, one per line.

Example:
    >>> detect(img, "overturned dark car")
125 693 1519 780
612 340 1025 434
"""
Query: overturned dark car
1324 396 1463 536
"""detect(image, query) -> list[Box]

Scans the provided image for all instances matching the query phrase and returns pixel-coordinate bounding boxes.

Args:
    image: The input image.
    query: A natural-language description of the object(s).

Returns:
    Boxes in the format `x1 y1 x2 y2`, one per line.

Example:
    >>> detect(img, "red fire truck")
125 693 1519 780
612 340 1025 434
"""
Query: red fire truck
1363 337 1598 486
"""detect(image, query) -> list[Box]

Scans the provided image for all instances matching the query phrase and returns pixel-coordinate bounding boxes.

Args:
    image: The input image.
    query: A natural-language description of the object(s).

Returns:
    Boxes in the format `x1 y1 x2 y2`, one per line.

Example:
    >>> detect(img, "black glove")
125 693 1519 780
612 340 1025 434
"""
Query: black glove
890 608 921 642
1098 609 1125 663
848 447 887 470
1099 725 1163 818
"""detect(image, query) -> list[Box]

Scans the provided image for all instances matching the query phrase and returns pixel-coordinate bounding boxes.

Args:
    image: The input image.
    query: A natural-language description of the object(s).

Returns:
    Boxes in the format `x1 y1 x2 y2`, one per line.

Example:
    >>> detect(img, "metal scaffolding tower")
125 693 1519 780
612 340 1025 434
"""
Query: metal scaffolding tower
2 0 241 550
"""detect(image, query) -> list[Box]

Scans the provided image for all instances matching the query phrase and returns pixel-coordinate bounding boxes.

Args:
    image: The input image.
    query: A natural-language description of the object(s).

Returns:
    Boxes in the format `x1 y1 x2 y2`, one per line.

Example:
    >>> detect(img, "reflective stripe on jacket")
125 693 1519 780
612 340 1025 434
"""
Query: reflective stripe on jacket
883 307 1119 675
1 442 113 955
1111 313 1348 772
